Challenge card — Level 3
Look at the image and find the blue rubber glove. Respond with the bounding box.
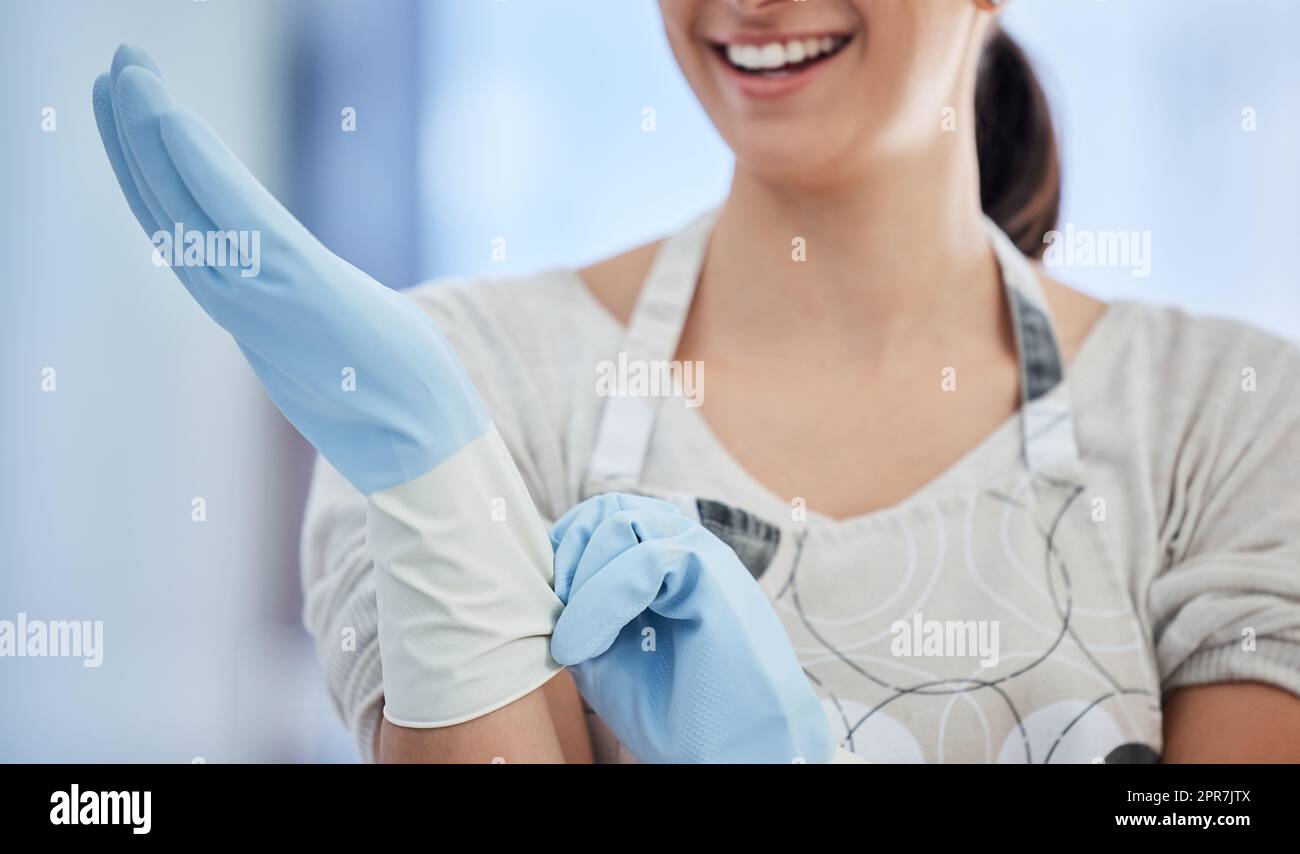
[550,494,836,764]
[92,45,562,728]
[92,46,480,492]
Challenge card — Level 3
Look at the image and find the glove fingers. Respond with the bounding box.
[109,57,176,254]
[553,501,674,604]
[110,43,164,83]
[107,67,226,316]
[550,540,684,665]
[560,510,647,604]
[92,73,163,239]
[550,493,679,550]
[158,103,312,252]
[96,64,218,316]
[550,493,682,599]
[113,67,219,236]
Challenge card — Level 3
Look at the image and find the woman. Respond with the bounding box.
[96,0,1300,764]
[309,0,1299,763]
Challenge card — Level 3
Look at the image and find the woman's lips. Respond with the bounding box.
[710,33,854,100]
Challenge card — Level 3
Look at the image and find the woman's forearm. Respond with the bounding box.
[375,670,593,764]
[1163,681,1300,762]
[378,685,563,763]
[543,670,595,763]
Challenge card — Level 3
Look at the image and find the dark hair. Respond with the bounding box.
[975,27,1060,259]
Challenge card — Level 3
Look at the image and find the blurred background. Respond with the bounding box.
[1,0,1297,762]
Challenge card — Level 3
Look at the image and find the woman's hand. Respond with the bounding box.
[549,493,838,763]
[92,45,567,740]
[92,45,484,494]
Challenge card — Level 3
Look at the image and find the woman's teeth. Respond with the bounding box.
[723,36,849,74]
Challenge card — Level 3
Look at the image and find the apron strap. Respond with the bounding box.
[585,210,717,489]
[585,210,1083,491]
[984,218,1083,480]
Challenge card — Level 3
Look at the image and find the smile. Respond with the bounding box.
[714,34,852,77]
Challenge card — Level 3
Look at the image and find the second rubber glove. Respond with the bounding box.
[550,494,838,763]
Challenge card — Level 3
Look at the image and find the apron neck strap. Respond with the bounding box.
[586,210,1082,490]
[983,218,1083,479]
[585,210,716,487]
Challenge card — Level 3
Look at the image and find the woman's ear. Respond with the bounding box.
[975,0,1007,11]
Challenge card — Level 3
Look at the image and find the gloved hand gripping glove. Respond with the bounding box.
[92,45,561,727]
[550,494,862,763]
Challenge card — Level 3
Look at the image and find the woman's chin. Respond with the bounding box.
[728,134,853,189]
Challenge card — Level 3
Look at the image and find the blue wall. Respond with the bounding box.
[1005,0,1300,335]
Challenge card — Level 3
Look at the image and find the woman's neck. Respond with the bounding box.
[702,138,1002,348]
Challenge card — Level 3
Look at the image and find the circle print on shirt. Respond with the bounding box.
[824,699,925,763]
[997,699,1127,764]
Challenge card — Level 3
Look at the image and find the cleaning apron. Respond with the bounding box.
[581,211,1164,763]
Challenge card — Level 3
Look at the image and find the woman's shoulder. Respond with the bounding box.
[1090,299,1300,373]
[401,235,667,369]
[1035,262,1299,377]
[1038,271,1110,363]
[406,229,665,320]
[406,266,600,327]
[1071,297,1300,436]
[575,239,664,326]
[403,265,625,365]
